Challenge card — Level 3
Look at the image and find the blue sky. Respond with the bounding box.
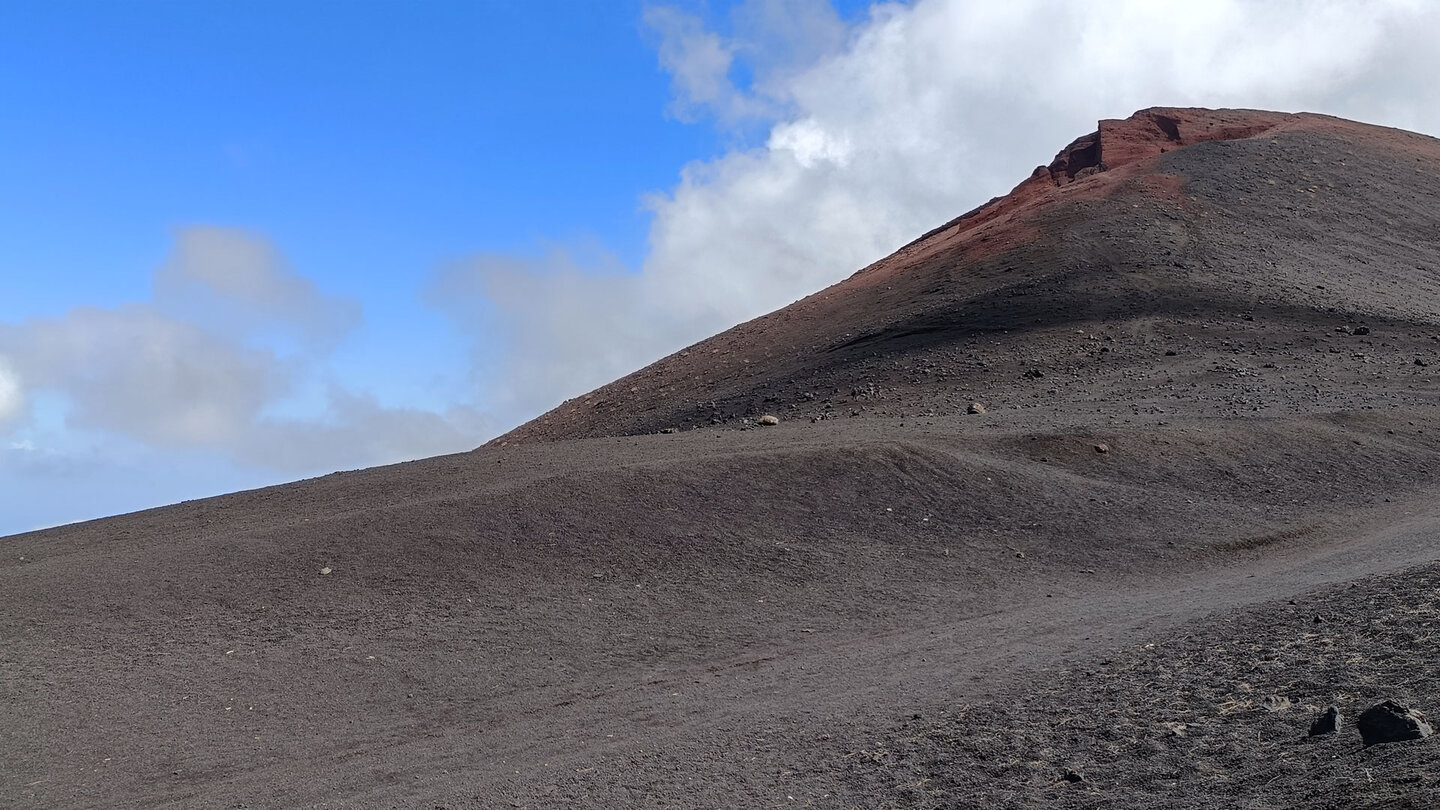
[3,0,1439,536]
[3,1,716,394]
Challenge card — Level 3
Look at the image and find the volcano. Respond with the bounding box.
[8,108,1440,808]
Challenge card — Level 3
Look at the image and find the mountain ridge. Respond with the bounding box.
[493,106,1440,445]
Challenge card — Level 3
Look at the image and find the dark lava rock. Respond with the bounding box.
[1309,705,1341,736]
[1356,700,1433,746]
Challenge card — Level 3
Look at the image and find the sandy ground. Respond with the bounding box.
[6,109,1440,808]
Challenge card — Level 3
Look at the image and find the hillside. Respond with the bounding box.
[499,108,1440,442]
[6,108,1440,809]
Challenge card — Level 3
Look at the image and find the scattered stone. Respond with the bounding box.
[660,427,678,434]
[758,415,780,426]
[1356,700,1433,746]
[967,403,986,414]
[1263,695,1293,712]
[1094,443,1110,453]
[1309,706,1341,736]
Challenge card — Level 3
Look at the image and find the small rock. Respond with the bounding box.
[758,415,780,426]
[1062,769,1084,783]
[1094,443,1110,454]
[660,427,678,434]
[1263,695,1293,712]
[1416,358,1429,367]
[1356,700,1433,746]
[1353,325,1371,335]
[319,567,332,575]
[1165,350,1178,356]
[967,403,986,415]
[1309,706,1341,736]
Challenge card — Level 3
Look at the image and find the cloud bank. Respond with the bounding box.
[440,0,1440,430]
[0,228,486,474]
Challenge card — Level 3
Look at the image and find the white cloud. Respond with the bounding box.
[1,304,283,447]
[767,119,852,168]
[645,5,759,124]
[154,225,361,350]
[428,246,651,423]
[643,0,848,127]
[445,0,1440,431]
[0,356,23,429]
[1,228,487,473]
[230,386,490,472]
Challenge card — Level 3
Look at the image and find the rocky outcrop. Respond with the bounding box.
[1032,108,1294,188]
[875,108,1300,281]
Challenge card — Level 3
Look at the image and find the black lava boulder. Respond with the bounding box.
[1356,701,1433,747]
[1309,706,1341,736]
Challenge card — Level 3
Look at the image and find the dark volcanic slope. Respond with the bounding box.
[8,109,1440,809]
[499,108,1440,443]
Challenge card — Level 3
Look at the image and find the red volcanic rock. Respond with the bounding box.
[978,108,1294,214]
[860,108,1305,287]
[1041,108,1292,187]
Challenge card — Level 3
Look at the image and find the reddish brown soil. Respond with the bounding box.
[7,109,1440,808]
